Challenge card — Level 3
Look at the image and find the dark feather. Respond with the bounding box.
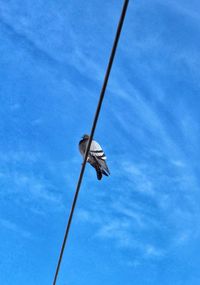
[102,169,108,176]
[96,168,102,180]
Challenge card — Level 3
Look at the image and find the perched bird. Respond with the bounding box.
[79,134,110,180]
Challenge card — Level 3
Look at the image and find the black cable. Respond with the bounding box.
[52,1,129,284]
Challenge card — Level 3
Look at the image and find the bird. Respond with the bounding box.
[79,134,110,180]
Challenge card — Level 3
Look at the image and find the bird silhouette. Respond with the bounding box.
[79,134,110,180]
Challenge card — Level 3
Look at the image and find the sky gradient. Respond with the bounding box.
[1,0,200,284]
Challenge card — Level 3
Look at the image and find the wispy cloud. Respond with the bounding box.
[155,0,200,22]
[0,151,65,211]
[0,218,32,239]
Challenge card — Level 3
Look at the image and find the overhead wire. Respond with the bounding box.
[52,1,129,284]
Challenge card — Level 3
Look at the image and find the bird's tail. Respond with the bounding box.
[102,169,108,176]
[96,168,109,180]
[96,168,102,180]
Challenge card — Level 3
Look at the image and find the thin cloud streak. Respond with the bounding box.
[0,218,32,239]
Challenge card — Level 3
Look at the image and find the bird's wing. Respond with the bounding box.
[90,140,107,160]
[96,157,110,174]
[90,140,110,175]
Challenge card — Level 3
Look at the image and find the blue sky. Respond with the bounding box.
[1,0,200,284]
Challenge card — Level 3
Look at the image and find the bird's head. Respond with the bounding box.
[82,134,90,140]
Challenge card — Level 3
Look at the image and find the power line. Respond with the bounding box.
[52,1,129,284]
